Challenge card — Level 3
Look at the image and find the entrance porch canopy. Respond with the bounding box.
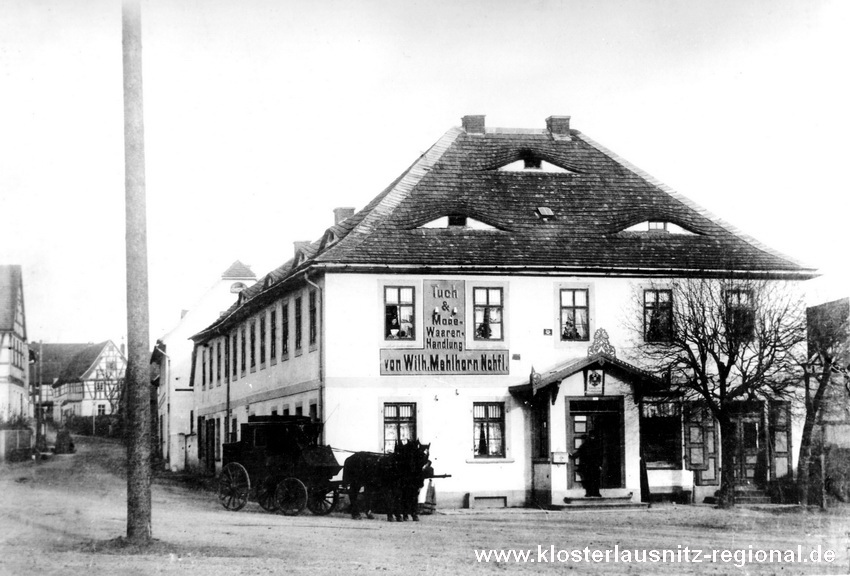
[508,352,666,402]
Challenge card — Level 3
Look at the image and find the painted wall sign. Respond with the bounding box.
[380,280,509,375]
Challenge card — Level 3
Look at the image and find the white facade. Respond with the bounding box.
[155,262,255,471]
[52,341,126,421]
[193,270,809,506]
[0,266,29,421]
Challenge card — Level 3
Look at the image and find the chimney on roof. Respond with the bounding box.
[461,115,486,135]
[546,116,571,140]
[333,207,355,225]
[294,241,311,256]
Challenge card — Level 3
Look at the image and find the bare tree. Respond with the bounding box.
[798,298,849,506]
[626,277,806,508]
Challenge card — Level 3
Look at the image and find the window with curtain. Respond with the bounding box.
[473,402,505,457]
[474,288,503,340]
[385,286,415,340]
[384,403,416,453]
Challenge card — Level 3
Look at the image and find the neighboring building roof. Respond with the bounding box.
[0,265,23,331]
[194,116,817,341]
[30,343,92,384]
[222,261,256,280]
[53,341,118,386]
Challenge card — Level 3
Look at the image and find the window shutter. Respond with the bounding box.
[684,403,719,485]
[684,403,709,471]
[769,401,792,479]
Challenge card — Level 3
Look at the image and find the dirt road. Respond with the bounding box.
[1,436,849,575]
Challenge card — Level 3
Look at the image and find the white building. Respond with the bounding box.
[190,116,815,506]
[52,340,126,421]
[0,265,29,421]
[151,261,255,471]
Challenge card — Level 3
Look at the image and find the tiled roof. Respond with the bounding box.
[221,261,256,280]
[193,120,816,341]
[314,128,815,273]
[0,265,23,331]
[31,343,92,384]
[54,341,110,386]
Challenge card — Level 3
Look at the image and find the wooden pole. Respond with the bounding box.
[122,0,152,544]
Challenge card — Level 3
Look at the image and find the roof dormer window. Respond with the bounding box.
[419,214,497,230]
[623,220,697,235]
[496,150,574,173]
[448,214,468,227]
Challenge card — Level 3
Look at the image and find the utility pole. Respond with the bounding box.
[123,0,152,544]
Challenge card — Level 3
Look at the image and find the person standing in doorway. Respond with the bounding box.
[571,430,603,497]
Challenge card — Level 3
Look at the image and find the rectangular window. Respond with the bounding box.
[260,315,266,365]
[560,289,589,341]
[215,418,221,461]
[216,341,221,383]
[240,326,247,372]
[190,411,194,434]
[309,290,317,346]
[644,289,673,343]
[209,347,214,386]
[97,404,106,416]
[231,333,238,377]
[250,321,256,368]
[224,337,230,382]
[384,403,416,453]
[282,303,289,356]
[726,288,755,341]
[201,349,207,388]
[473,402,505,458]
[295,296,303,351]
[474,288,503,340]
[384,286,415,340]
[640,401,682,468]
[270,309,277,360]
[309,402,317,421]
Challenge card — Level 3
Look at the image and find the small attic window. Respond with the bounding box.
[524,157,541,169]
[419,215,497,230]
[497,151,573,173]
[536,206,556,221]
[448,214,467,227]
[230,282,247,293]
[623,220,697,235]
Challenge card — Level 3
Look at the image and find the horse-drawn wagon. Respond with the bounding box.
[216,415,342,515]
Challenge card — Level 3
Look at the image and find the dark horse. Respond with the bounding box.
[343,440,431,521]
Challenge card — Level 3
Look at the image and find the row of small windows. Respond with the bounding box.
[200,289,318,389]
[384,286,754,345]
[8,337,26,369]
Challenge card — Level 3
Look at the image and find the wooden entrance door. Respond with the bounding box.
[567,398,624,490]
[732,411,765,485]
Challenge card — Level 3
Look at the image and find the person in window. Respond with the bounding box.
[571,431,603,497]
[562,319,580,340]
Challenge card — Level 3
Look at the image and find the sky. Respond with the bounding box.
[1,0,848,346]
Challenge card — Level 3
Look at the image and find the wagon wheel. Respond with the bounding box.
[275,477,308,516]
[307,486,339,515]
[218,462,250,511]
[256,477,279,512]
